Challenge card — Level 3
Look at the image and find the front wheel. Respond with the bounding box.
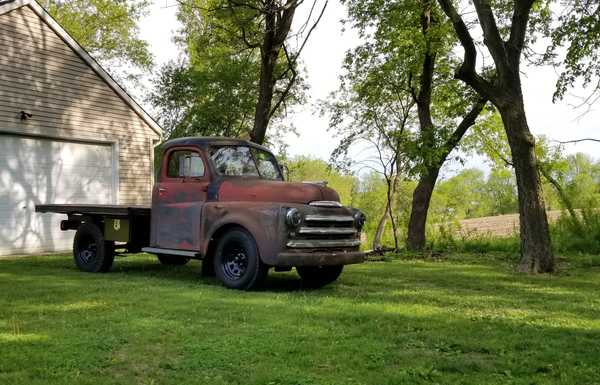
[297,265,344,288]
[214,229,268,290]
[157,254,190,266]
[73,222,115,273]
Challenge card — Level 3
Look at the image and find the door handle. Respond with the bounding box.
[158,188,167,192]
[158,187,168,197]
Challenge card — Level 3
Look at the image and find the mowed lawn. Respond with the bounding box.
[1,253,600,385]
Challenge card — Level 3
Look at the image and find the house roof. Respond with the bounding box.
[0,0,162,139]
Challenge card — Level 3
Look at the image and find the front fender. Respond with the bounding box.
[200,202,285,265]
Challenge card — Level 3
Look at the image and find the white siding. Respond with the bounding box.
[0,135,115,255]
[0,6,160,207]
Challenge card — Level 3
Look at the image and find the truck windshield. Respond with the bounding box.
[210,146,283,180]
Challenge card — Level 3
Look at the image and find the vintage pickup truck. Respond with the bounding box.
[36,137,366,290]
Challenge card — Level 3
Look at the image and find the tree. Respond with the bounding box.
[339,0,487,251]
[286,157,358,207]
[212,0,328,144]
[485,168,518,216]
[545,0,600,105]
[430,169,490,222]
[149,0,267,139]
[153,0,325,143]
[436,0,555,273]
[468,109,589,238]
[324,33,417,250]
[45,0,153,81]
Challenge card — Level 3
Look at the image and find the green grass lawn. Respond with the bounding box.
[2,252,600,385]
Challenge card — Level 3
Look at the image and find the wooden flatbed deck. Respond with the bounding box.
[35,204,151,218]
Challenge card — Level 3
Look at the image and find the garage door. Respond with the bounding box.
[0,134,116,255]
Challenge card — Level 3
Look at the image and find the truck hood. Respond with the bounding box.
[217,179,340,204]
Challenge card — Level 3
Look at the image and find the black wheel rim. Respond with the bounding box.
[221,243,249,281]
[77,234,97,264]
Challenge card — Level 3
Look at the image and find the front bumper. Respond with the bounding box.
[275,250,365,267]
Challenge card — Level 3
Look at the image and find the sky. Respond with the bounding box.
[138,0,599,174]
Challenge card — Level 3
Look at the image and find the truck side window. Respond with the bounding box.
[167,151,205,178]
[251,149,281,180]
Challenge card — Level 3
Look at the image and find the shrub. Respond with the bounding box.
[551,208,600,254]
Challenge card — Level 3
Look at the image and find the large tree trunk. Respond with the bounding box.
[406,167,440,250]
[498,103,554,273]
[251,49,278,145]
[248,0,297,145]
[406,98,486,251]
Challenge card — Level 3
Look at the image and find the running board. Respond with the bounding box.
[142,247,201,258]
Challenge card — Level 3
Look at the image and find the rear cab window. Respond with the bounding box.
[167,150,205,178]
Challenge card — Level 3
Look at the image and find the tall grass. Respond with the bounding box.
[551,208,600,254]
[427,208,600,256]
[427,221,520,254]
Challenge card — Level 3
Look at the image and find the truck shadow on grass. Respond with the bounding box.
[112,255,309,292]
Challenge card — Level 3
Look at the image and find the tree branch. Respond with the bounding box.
[437,98,487,166]
[552,138,600,144]
[269,44,297,119]
[226,0,262,48]
[274,0,299,45]
[436,0,494,99]
[472,0,507,69]
[288,0,328,64]
[507,0,535,65]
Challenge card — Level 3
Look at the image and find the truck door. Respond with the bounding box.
[151,147,209,250]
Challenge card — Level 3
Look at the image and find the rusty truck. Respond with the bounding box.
[36,137,366,290]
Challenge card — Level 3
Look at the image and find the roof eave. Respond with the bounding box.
[0,0,163,139]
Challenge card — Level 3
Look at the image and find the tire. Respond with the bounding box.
[214,228,268,290]
[157,254,190,266]
[297,265,344,288]
[73,222,115,273]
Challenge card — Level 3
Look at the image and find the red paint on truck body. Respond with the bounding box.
[147,137,364,267]
[217,179,340,204]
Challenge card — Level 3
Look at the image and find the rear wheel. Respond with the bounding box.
[73,222,115,273]
[157,254,190,266]
[214,229,268,290]
[297,265,344,288]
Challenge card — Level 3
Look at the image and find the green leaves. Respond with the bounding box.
[544,0,600,102]
[150,0,306,141]
[47,0,153,71]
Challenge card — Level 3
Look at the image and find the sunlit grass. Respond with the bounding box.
[1,252,600,384]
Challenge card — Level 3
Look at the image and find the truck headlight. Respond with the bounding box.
[286,208,302,228]
[354,211,366,230]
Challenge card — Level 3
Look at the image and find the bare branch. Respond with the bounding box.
[288,0,328,65]
[268,44,297,119]
[552,138,600,144]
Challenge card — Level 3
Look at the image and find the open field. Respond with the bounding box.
[456,211,564,237]
[2,253,600,384]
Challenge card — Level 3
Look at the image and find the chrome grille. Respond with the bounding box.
[287,213,358,248]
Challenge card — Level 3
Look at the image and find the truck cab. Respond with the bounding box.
[36,137,366,290]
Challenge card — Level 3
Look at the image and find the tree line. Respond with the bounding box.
[46,0,600,273]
